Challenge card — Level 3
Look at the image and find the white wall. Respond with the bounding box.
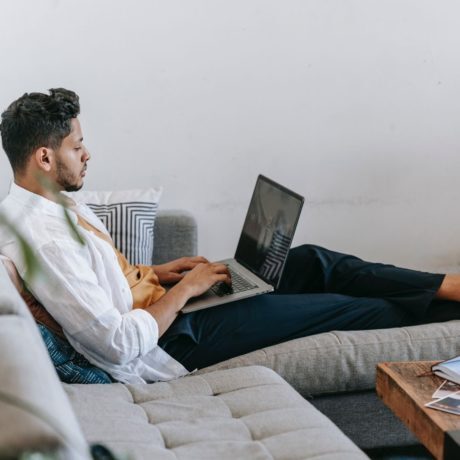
[1,0,460,271]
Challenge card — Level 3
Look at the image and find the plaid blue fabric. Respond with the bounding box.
[37,324,112,384]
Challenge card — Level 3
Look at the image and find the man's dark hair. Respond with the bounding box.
[0,88,80,174]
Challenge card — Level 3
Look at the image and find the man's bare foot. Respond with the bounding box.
[436,274,460,302]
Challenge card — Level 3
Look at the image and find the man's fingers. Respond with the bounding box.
[192,256,209,263]
[185,256,209,265]
[210,265,231,285]
[211,263,229,272]
[180,257,210,271]
[213,273,232,285]
[212,264,231,280]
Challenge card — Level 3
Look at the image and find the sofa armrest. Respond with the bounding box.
[0,264,90,459]
[152,210,198,264]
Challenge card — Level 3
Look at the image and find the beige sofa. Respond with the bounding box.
[0,258,367,459]
[2,209,460,458]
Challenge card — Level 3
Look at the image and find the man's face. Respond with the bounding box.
[53,118,90,192]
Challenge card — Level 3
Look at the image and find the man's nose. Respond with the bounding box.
[83,148,91,162]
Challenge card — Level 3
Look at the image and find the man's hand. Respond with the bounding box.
[179,262,231,298]
[153,256,210,285]
[145,261,231,336]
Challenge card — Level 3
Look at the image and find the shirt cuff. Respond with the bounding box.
[128,308,159,356]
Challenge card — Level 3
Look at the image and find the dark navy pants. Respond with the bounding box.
[159,245,456,371]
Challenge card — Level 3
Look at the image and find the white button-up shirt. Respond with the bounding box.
[0,183,188,383]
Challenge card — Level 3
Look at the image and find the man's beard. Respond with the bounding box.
[56,161,84,192]
[63,183,84,192]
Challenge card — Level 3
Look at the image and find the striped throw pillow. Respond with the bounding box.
[71,188,162,265]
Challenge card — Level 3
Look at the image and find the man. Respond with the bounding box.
[0,88,459,384]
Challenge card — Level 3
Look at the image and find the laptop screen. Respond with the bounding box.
[235,175,304,288]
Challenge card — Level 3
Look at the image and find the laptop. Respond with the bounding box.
[182,175,304,313]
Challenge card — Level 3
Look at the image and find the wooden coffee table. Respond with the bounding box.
[376,361,460,460]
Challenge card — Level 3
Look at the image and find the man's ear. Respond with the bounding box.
[34,147,54,172]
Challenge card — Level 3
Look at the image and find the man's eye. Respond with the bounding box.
[75,147,81,151]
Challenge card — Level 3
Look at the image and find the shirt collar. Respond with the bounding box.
[8,182,78,224]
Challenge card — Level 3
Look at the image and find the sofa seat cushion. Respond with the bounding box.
[64,365,367,460]
[197,320,460,396]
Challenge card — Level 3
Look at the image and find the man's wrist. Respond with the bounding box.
[168,282,194,308]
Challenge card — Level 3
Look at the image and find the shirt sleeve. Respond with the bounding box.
[28,239,159,366]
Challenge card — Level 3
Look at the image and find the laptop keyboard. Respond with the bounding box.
[210,266,258,297]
